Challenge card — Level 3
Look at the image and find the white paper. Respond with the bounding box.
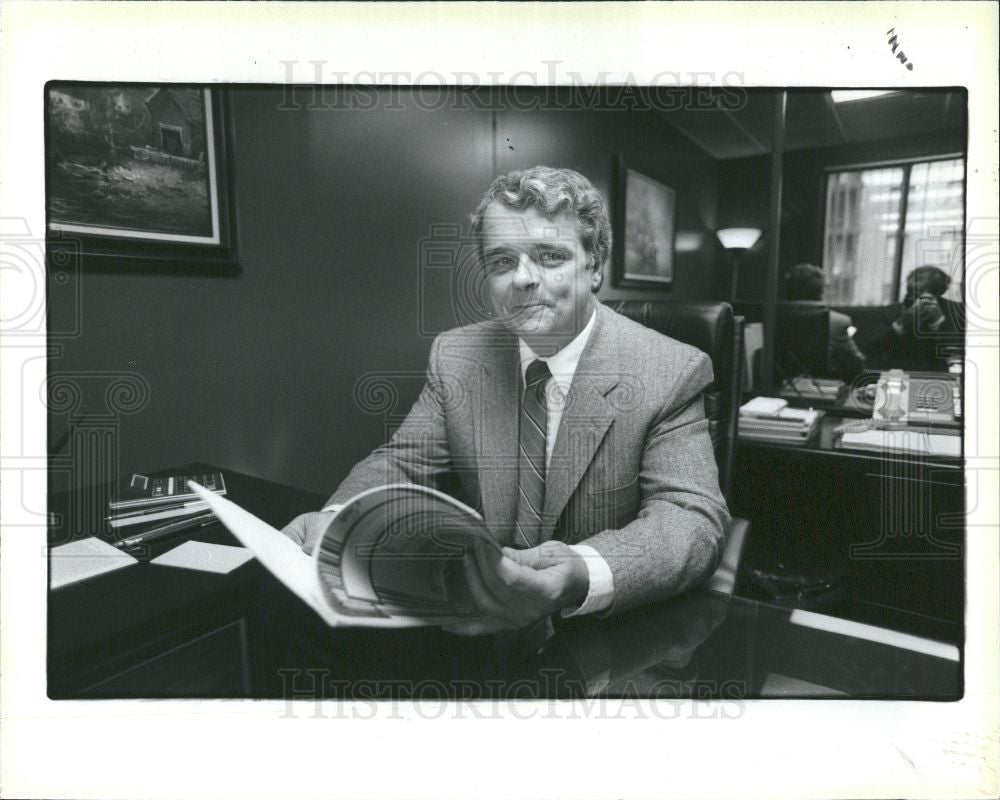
[186,482,338,624]
[49,537,138,589]
[841,429,961,458]
[150,540,254,574]
[739,396,788,416]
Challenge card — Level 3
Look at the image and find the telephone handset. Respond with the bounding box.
[872,369,960,427]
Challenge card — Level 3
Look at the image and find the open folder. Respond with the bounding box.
[188,481,495,628]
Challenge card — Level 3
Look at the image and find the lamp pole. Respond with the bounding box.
[760,91,787,396]
[729,249,743,303]
[717,229,762,304]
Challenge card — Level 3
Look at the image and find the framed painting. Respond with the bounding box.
[612,155,676,289]
[45,83,238,274]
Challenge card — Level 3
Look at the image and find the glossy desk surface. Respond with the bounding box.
[738,414,963,469]
[48,465,962,700]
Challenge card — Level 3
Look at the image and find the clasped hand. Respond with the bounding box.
[443,539,590,636]
[896,292,945,333]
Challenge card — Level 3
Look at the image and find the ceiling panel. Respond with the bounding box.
[659,89,965,160]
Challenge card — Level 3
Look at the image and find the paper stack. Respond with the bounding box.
[104,470,226,549]
[839,428,961,458]
[739,397,823,445]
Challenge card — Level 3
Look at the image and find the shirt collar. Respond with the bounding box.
[518,308,597,384]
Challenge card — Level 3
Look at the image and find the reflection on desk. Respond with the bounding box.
[733,412,964,642]
[837,426,961,458]
[538,591,959,700]
[48,465,962,700]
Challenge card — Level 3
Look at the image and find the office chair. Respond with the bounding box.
[776,302,832,381]
[602,300,749,595]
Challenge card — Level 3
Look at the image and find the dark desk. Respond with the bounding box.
[733,415,964,643]
[48,465,962,700]
[47,465,324,697]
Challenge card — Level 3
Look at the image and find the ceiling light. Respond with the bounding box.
[830,90,897,104]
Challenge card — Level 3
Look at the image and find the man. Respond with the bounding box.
[283,166,729,635]
[865,265,965,371]
[783,262,866,381]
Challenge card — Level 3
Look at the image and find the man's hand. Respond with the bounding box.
[895,292,945,335]
[894,301,917,334]
[281,510,339,555]
[443,540,590,636]
[914,292,945,331]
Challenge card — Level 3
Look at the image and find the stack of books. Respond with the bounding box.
[106,471,226,550]
[738,397,823,445]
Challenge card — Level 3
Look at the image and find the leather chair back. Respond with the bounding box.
[602,300,744,501]
[776,302,831,379]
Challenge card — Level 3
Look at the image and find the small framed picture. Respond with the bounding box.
[45,83,238,273]
[612,155,676,289]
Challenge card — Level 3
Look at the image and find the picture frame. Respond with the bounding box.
[612,155,676,289]
[45,83,238,275]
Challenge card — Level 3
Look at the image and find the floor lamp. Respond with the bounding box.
[717,227,763,302]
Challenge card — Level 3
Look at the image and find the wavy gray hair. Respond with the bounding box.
[470,166,612,292]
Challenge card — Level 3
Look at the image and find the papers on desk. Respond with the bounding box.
[50,537,138,589]
[839,428,961,458]
[150,540,254,574]
[739,396,788,417]
[739,398,822,445]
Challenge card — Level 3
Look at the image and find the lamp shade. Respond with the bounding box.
[717,227,762,251]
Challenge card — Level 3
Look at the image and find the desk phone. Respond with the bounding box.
[872,370,961,428]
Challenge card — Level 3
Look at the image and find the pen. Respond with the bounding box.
[113,512,217,549]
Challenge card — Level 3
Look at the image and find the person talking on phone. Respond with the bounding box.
[865,265,965,372]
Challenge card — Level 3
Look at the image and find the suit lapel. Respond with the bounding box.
[542,306,620,539]
[475,328,521,543]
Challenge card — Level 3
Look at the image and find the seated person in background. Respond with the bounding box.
[282,165,730,635]
[865,265,965,372]
[784,262,866,381]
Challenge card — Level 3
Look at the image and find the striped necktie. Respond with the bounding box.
[514,359,551,548]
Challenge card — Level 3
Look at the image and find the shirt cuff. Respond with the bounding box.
[561,544,615,617]
[320,504,343,514]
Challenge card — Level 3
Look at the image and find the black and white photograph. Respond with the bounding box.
[41,82,971,702]
[1,4,997,800]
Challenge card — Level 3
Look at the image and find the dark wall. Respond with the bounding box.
[719,129,967,303]
[49,87,723,497]
[496,91,722,303]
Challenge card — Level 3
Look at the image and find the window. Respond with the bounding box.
[822,157,964,306]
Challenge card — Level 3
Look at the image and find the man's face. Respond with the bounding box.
[903,272,938,306]
[480,203,598,354]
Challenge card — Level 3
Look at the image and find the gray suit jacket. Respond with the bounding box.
[328,303,730,614]
[828,309,866,379]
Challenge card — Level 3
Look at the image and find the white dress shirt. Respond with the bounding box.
[323,307,616,617]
